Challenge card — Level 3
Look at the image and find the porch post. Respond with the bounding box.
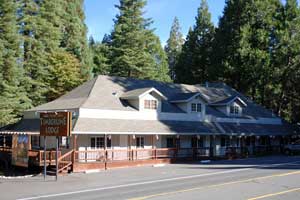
[72,135,77,164]
[209,135,214,158]
[3,135,6,147]
[104,134,107,170]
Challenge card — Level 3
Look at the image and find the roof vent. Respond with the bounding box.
[112,92,118,97]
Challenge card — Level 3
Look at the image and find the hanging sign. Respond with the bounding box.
[40,112,72,137]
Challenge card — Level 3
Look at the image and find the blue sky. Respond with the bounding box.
[84,0,225,45]
[84,0,300,45]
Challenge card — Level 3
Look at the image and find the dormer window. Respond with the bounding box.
[191,103,201,112]
[144,100,157,110]
[230,105,239,115]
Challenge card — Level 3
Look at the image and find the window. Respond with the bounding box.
[230,105,239,115]
[91,137,111,149]
[221,136,230,147]
[136,136,144,148]
[167,138,174,148]
[31,136,40,149]
[191,103,201,112]
[144,100,157,110]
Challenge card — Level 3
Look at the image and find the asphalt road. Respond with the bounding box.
[1,156,300,200]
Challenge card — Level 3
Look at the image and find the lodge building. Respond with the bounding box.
[0,75,298,172]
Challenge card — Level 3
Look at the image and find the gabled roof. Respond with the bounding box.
[120,87,166,100]
[210,96,247,107]
[169,92,200,103]
[24,75,276,118]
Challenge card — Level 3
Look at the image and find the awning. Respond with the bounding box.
[0,119,40,135]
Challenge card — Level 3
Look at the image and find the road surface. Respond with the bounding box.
[1,156,300,200]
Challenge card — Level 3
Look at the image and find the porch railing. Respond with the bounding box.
[28,150,62,166]
[74,148,212,163]
[0,146,12,152]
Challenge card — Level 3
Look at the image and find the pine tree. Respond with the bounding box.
[61,0,92,80]
[237,0,280,104]
[175,0,215,84]
[90,35,112,76]
[110,0,170,82]
[165,17,184,81]
[175,28,195,83]
[213,0,249,90]
[19,0,64,106]
[0,0,31,125]
[272,0,300,122]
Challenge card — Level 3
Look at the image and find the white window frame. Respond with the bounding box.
[230,105,240,115]
[90,137,112,149]
[136,136,145,148]
[191,103,201,112]
[144,100,157,110]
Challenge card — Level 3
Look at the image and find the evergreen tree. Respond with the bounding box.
[271,0,300,122]
[175,28,195,83]
[0,0,31,125]
[213,0,249,90]
[90,35,112,76]
[175,0,215,84]
[61,0,92,80]
[110,0,170,82]
[237,0,280,104]
[165,17,184,81]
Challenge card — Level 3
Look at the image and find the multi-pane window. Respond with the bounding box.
[230,105,239,115]
[91,137,111,149]
[144,100,157,110]
[191,103,201,112]
[136,136,144,148]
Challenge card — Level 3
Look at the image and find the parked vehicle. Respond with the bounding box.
[284,140,300,155]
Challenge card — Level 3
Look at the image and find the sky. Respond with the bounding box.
[84,0,225,45]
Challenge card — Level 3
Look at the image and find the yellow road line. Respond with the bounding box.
[128,171,300,200]
[247,187,300,200]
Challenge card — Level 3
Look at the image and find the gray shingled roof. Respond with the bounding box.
[26,75,276,118]
[0,119,40,135]
[168,92,199,102]
[28,77,97,111]
[120,87,153,99]
[219,122,296,136]
[73,118,221,135]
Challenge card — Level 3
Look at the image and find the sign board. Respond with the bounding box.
[12,135,29,167]
[40,112,72,137]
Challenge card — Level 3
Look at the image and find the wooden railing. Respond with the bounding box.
[74,148,211,163]
[28,150,62,166]
[0,146,12,152]
[58,150,73,173]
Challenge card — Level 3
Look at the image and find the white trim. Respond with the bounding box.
[72,131,219,135]
[139,88,166,100]
[79,108,282,124]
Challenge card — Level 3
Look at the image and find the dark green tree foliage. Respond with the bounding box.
[165,17,184,81]
[271,0,300,122]
[238,0,280,104]
[20,0,64,106]
[89,36,112,76]
[0,0,31,125]
[61,0,93,80]
[175,0,215,84]
[110,0,170,82]
[213,0,249,89]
